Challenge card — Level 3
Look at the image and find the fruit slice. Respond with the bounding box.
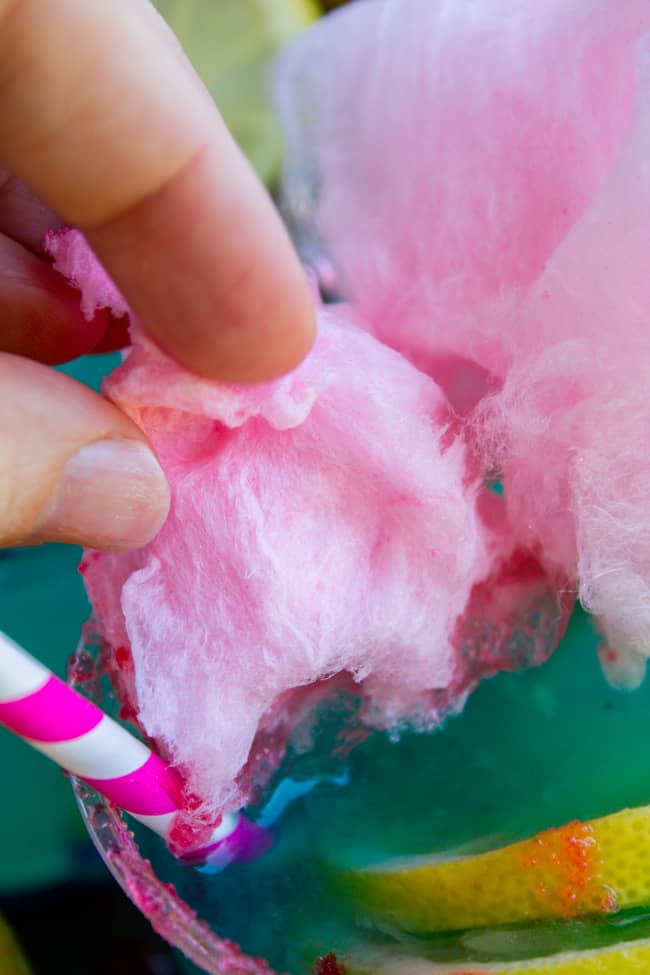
[343,938,650,975]
[153,0,319,182]
[0,915,30,975]
[344,806,650,933]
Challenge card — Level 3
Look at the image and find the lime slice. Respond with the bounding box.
[344,807,650,933]
[344,938,650,975]
[0,915,30,975]
[153,0,319,183]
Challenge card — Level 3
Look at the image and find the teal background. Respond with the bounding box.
[0,354,118,894]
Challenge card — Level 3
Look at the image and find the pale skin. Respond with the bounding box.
[0,0,316,551]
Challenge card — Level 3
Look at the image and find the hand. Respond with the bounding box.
[0,0,315,552]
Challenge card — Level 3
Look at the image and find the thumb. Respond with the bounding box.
[0,353,170,550]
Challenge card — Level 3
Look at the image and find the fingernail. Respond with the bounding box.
[35,439,170,550]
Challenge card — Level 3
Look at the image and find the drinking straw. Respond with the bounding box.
[0,630,270,867]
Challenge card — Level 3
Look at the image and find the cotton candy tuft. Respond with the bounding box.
[49,0,650,819]
[277,0,650,686]
[59,244,496,815]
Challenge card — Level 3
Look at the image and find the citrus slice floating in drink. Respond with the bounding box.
[344,806,650,933]
[342,938,650,975]
[153,0,319,182]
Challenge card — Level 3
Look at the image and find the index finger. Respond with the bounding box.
[0,0,315,381]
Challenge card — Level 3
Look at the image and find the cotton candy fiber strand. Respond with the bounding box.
[49,0,650,826]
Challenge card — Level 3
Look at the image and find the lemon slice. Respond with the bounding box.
[344,938,650,975]
[0,915,30,975]
[344,807,650,933]
[153,0,318,183]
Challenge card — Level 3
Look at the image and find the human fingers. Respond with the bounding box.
[0,0,315,382]
[0,353,170,549]
[0,170,64,252]
[0,232,111,364]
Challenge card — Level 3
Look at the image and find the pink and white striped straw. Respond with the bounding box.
[0,630,270,868]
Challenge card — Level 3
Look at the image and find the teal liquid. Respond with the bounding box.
[136,608,650,973]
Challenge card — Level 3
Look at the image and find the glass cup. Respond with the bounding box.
[69,641,276,975]
[70,609,650,975]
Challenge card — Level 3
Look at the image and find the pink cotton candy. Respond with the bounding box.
[476,45,650,686]
[45,229,129,320]
[276,0,648,378]
[65,265,491,815]
[51,0,650,819]
[278,0,650,686]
